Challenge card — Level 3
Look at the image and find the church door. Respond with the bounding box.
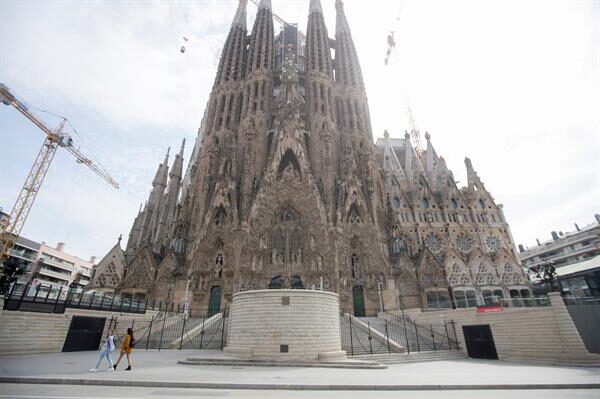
[353,286,365,317]
[208,286,222,317]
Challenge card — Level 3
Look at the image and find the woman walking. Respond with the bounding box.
[113,327,134,371]
[90,329,115,372]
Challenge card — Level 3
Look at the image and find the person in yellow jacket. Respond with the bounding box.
[113,327,134,371]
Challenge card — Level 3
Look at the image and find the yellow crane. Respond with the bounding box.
[0,83,119,264]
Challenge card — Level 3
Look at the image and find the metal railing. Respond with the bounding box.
[2,282,147,314]
[340,309,459,356]
[107,308,228,351]
[563,295,600,306]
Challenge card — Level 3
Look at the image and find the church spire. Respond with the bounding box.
[232,0,247,29]
[258,0,271,9]
[214,0,247,85]
[246,0,274,75]
[309,0,323,14]
[335,0,364,88]
[306,0,332,76]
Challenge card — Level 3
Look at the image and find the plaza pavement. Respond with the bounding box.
[0,349,599,394]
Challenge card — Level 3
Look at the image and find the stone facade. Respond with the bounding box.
[113,0,528,314]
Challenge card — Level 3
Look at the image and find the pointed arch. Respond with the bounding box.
[277,149,302,179]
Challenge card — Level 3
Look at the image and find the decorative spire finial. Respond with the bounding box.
[232,0,248,29]
[258,0,271,9]
[309,0,323,14]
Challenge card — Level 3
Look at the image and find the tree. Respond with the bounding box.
[0,257,27,295]
[528,261,559,294]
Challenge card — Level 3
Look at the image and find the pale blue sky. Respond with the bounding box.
[1,0,598,260]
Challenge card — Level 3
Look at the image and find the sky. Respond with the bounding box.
[0,0,598,261]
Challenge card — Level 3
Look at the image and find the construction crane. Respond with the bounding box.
[0,83,119,264]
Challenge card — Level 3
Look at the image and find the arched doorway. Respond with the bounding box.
[268,276,284,289]
[208,286,222,317]
[291,275,304,289]
[353,285,365,317]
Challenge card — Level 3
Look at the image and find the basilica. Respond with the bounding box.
[87,0,530,315]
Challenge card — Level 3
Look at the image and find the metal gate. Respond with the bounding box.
[62,316,106,352]
[462,324,498,359]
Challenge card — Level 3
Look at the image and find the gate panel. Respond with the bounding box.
[462,324,498,359]
[62,316,106,352]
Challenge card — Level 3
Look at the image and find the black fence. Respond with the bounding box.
[340,309,459,356]
[3,283,146,314]
[106,309,228,351]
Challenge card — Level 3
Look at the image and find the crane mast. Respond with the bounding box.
[0,83,118,265]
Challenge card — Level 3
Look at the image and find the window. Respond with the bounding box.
[426,290,451,309]
[450,199,458,209]
[422,198,430,209]
[393,196,401,208]
[509,289,523,307]
[453,289,478,308]
[466,290,478,307]
[454,290,466,308]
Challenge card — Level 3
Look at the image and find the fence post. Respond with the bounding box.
[220,314,226,350]
[179,315,187,351]
[53,287,63,313]
[33,284,41,302]
[348,315,354,357]
[99,293,106,310]
[16,282,30,311]
[385,320,391,354]
[199,316,206,349]
[76,289,84,307]
[401,315,410,354]
[430,323,436,351]
[414,323,420,352]
[109,294,116,312]
[444,321,452,350]
[158,313,167,351]
[450,320,459,349]
[88,291,95,309]
[42,286,52,303]
[146,316,154,350]
[367,321,373,355]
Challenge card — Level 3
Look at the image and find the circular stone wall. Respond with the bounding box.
[224,289,345,361]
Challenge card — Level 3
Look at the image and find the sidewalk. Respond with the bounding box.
[1,350,599,390]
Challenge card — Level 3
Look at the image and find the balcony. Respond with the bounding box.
[10,249,37,262]
[32,276,68,289]
[37,267,72,282]
[39,256,74,272]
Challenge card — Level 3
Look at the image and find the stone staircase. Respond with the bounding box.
[353,350,467,364]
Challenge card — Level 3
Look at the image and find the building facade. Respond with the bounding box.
[4,236,95,291]
[115,0,529,314]
[519,215,600,297]
[519,215,600,270]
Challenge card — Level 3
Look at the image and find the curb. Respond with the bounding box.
[1,377,600,391]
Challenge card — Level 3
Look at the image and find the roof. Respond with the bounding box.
[15,236,41,251]
[557,254,600,277]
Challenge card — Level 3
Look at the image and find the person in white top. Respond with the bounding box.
[90,329,115,372]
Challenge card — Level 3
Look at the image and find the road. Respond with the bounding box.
[0,384,599,399]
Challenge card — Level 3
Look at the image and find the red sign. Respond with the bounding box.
[476,304,503,313]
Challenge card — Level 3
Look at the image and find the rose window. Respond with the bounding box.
[424,233,442,253]
[485,235,501,253]
[456,233,473,253]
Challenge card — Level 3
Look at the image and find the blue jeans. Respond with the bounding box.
[95,349,113,369]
